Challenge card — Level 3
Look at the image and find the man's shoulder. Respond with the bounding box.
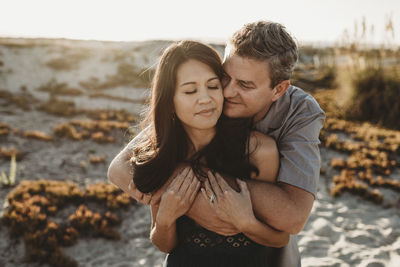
[255,85,325,135]
[286,86,324,115]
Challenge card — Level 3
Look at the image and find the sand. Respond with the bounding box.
[0,38,399,267]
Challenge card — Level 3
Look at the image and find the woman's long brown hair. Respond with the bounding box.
[132,41,257,193]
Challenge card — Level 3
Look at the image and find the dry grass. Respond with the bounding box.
[23,130,53,141]
[36,94,138,122]
[0,146,21,160]
[45,47,91,71]
[293,45,337,90]
[89,154,106,164]
[88,92,146,103]
[2,180,134,266]
[53,119,129,143]
[37,80,83,96]
[0,122,10,136]
[39,96,79,116]
[79,64,154,90]
[0,90,38,110]
[330,16,400,129]
[0,38,48,49]
[292,65,337,90]
[314,88,400,206]
[344,66,400,129]
[86,109,137,122]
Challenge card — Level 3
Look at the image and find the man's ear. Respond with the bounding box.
[272,80,290,102]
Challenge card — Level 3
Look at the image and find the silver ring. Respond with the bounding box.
[210,193,216,203]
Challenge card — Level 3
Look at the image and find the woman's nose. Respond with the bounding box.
[198,88,212,104]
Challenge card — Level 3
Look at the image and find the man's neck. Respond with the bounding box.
[253,103,272,124]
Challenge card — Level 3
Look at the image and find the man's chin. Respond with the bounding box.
[223,108,244,118]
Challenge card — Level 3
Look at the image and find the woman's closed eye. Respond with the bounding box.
[208,85,220,90]
[185,90,197,95]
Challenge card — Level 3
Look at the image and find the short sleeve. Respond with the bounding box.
[276,98,325,197]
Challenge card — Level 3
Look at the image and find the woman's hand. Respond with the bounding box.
[156,167,201,227]
[201,171,256,231]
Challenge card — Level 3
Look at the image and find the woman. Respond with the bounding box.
[130,40,288,266]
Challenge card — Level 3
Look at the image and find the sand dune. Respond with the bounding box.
[0,38,399,267]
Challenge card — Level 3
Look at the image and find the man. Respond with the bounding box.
[108,21,325,266]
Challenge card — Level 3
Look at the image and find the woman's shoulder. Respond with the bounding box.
[248,131,279,182]
[249,131,277,155]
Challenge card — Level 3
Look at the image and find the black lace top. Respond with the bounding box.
[177,216,261,253]
[162,216,271,267]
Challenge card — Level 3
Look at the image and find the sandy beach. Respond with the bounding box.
[0,38,399,267]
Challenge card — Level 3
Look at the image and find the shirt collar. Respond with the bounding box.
[255,85,293,132]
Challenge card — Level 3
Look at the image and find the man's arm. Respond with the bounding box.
[188,100,325,235]
[110,100,324,235]
[107,133,159,204]
[247,181,314,234]
[187,179,313,235]
[108,133,165,204]
[107,137,135,196]
[109,137,311,235]
[108,132,240,235]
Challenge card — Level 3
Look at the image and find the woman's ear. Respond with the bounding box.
[271,80,290,102]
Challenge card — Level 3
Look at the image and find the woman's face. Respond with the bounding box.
[173,59,223,133]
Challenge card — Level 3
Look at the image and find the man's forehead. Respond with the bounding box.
[222,53,272,86]
[223,53,263,70]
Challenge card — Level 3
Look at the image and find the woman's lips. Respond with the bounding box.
[196,108,215,116]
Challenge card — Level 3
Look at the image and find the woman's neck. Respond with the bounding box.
[184,127,216,154]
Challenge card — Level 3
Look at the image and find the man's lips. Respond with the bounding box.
[225,99,241,105]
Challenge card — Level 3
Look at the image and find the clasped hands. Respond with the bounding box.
[128,167,255,235]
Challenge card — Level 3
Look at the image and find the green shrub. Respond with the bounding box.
[345,66,400,129]
[292,65,337,90]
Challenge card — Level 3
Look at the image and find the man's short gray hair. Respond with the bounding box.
[227,20,298,87]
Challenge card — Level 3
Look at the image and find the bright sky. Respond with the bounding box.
[0,0,399,45]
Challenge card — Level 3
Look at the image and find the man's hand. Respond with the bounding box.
[127,179,159,205]
[127,177,172,206]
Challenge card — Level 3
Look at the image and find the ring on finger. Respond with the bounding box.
[210,193,216,203]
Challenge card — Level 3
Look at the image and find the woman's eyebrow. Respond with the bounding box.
[180,81,196,86]
[180,76,219,86]
[207,77,219,82]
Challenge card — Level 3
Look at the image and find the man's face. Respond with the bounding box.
[222,52,277,122]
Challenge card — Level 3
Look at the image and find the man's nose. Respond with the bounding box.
[223,82,237,98]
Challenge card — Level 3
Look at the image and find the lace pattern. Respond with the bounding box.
[177,216,262,254]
